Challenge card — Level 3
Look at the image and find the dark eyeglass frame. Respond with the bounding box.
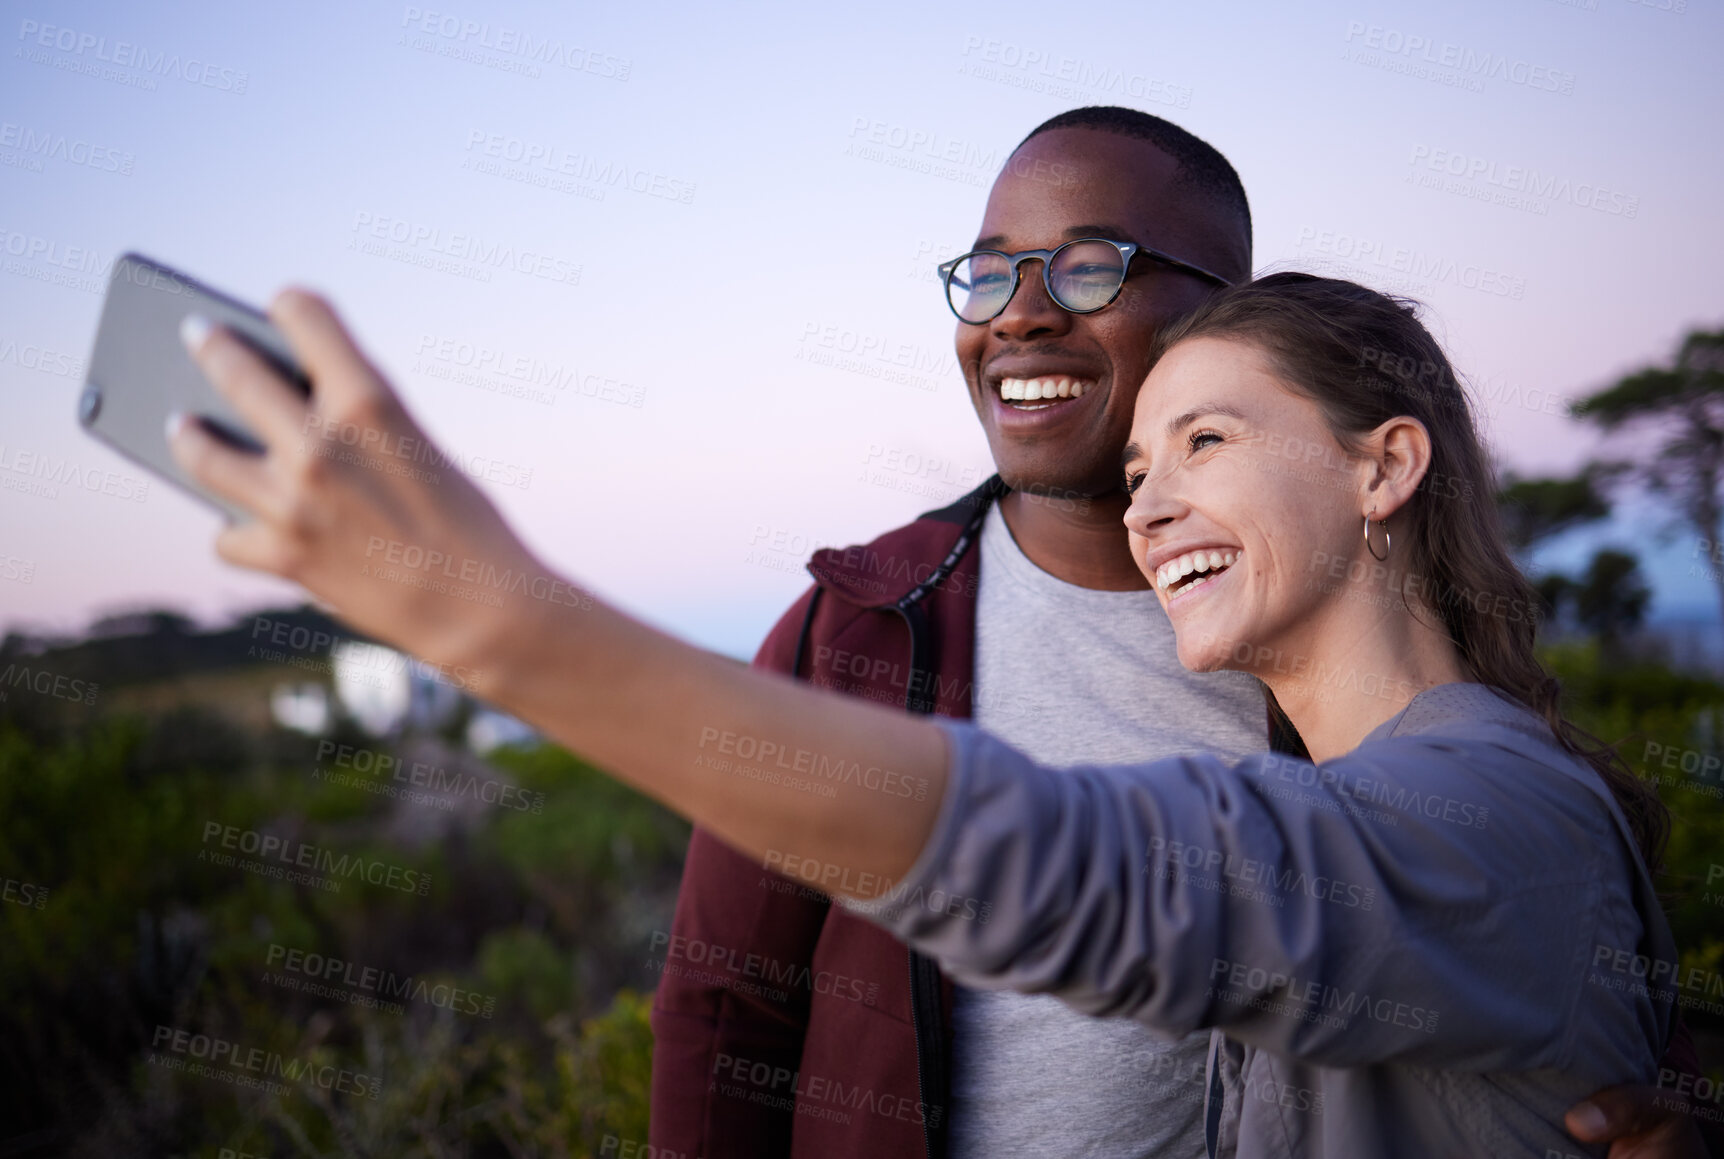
[937,237,1233,325]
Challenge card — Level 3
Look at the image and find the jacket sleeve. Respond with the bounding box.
[854,718,1661,1074]
[649,586,833,1158]
[1656,1014,1724,1156]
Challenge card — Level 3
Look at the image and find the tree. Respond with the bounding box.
[1573,548,1651,657]
[1572,327,1724,625]
[1494,471,1609,635]
[1492,477,1649,653]
[1532,572,1579,632]
[1496,469,1611,554]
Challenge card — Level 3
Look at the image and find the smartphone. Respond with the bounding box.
[78,252,310,522]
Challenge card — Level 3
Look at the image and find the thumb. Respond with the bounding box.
[1566,1084,1686,1142]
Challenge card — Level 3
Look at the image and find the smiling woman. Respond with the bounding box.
[1125,272,1666,847]
[165,275,1689,1157]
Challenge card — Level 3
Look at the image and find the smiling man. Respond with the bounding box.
[647,106,1712,1159]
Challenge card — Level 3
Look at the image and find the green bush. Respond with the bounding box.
[0,705,682,1156]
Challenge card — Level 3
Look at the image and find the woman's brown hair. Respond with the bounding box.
[1150,271,1668,868]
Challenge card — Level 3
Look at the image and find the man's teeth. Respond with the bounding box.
[998,376,1091,402]
[1156,550,1239,597]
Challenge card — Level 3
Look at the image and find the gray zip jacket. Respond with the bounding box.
[848,682,1679,1157]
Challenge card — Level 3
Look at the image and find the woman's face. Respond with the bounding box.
[1122,336,1369,674]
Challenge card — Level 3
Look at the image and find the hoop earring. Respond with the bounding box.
[1364,508,1391,562]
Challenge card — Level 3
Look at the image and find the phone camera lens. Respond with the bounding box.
[78,384,102,425]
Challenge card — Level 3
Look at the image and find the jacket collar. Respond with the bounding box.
[807,475,1006,609]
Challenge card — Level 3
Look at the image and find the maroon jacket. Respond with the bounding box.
[650,479,999,1159]
[648,476,1716,1159]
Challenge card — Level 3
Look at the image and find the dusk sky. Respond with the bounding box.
[2,0,1720,658]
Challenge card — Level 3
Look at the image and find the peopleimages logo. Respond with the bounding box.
[0,661,97,705]
[957,36,1193,108]
[0,229,110,274]
[0,120,134,173]
[149,1024,381,1098]
[695,727,929,801]
[1341,22,1576,95]
[712,1051,943,1129]
[648,930,881,1007]
[1406,145,1639,218]
[1,876,49,909]
[0,442,147,498]
[314,740,544,813]
[199,821,432,896]
[265,942,497,1018]
[17,19,250,93]
[1145,835,1377,911]
[348,210,582,287]
[361,536,592,610]
[462,131,695,203]
[1293,227,1527,300]
[1207,958,1440,1034]
[412,334,646,409]
[399,6,632,79]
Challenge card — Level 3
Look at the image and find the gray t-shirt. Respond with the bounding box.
[948,502,1270,1159]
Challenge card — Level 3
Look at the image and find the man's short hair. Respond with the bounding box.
[1019,106,1252,254]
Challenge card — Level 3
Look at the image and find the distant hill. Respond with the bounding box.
[0,606,360,687]
[0,605,382,730]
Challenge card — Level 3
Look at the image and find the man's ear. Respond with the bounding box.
[1358,416,1433,520]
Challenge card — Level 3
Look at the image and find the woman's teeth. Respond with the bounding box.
[998,376,1091,405]
[1156,549,1239,598]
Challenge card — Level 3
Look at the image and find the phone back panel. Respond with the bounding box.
[79,252,307,522]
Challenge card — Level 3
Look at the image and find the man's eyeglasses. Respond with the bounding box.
[937,237,1232,325]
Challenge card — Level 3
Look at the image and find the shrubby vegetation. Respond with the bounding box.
[0,670,685,1157]
[1544,638,1724,1039]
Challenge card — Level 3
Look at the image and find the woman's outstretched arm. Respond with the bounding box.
[167,289,949,893]
[874,717,1670,1074]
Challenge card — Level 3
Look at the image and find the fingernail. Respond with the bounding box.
[165,411,186,442]
[179,313,212,354]
[1571,1100,1607,1136]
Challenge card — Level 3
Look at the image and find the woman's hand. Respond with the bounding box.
[166,288,552,693]
[1568,1086,1715,1159]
